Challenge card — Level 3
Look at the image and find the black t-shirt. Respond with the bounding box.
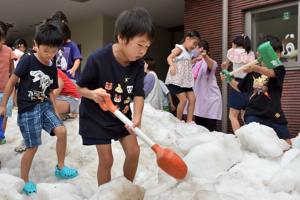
[14,54,58,113]
[237,65,287,124]
[76,44,145,139]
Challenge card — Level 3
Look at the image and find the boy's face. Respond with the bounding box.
[119,33,151,62]
[35,41,58,65]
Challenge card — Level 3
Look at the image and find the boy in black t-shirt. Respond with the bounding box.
[76,7,155,186]
[0,22,78,195]
[220,35,291,146]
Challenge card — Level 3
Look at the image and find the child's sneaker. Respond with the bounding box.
[1,139,6,145]
[188,121,196,124]
[14,140,26,153]
[55,165,78,179]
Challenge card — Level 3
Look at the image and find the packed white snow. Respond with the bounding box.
[0,103,299,200]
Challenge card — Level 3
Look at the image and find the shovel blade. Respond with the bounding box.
[151,144,188,180]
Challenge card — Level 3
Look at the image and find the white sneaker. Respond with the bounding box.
[14,140,26,153]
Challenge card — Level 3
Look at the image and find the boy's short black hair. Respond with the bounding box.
[257,35,283,53]
[114,7,155,44]
[35,22,63,47]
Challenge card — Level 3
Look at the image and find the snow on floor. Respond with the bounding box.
[0,103,299,200]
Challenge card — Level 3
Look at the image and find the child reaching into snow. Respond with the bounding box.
[220,35,292,146]
[221,35,255,133]
[165,30,201,124]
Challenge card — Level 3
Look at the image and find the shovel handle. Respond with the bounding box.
[229,59,259,76]
[99,96,155,147]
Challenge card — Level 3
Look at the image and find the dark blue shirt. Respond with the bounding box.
[55,41,82,80]
[238,65,287,124]
[14,54,58,113]
[76,44,145,139]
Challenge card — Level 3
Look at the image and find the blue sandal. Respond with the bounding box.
[55,165,78,179]
[23,181,37,195]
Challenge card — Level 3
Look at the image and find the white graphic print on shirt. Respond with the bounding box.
[28,70,53,101]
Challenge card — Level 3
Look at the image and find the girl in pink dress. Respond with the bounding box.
[221,35,255,133]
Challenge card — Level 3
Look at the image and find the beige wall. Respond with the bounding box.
[69,16,104,67]
[21,15,172,80]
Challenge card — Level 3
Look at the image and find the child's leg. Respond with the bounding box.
[55,100,70,114]
[284,138,292,146]
[119,134,140,182]
[1,116,8,133]
[185,91,196,123]
[175,92,187,120]
[52,125,67,170]
[229,107,240,133]
[241,109,245,124]
[21,147,38,183]
[95,144,113,186]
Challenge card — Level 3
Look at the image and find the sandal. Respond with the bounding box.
[55,165,78,179]
[59,113,70,121]
[23,181,37,195]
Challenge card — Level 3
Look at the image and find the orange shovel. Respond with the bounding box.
[100,96,188,180]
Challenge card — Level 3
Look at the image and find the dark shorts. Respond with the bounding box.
[82,136,119,145]
[227,78,247,110]
[245,116,290,139]
[168,84,193,95]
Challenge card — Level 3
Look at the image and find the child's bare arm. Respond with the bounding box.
[67,58,80,78]
[220,72,240,92]
[243,65,276,78]
[49,91,59,116]
[167,47,182,76]
[76,85,108,104]
[221,58,230,70]
[53,77,64,98]
[9,60,14,76]
[125,96,144,135]
[0,74,19,116]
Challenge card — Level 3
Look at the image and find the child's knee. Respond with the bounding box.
[100,154,114,168]
[26,146,39,154]
[53,126,67,138]
[179,97,187,105]
[126,146,140,160]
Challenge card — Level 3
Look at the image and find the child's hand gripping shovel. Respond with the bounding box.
[222,41,282,82]
[100,96,188,180]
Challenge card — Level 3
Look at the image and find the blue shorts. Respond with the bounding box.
[227,78,247,110]
[245,116,290,139]
[17,101,64,148]
[0,92,13,117]
[168,84,193,95]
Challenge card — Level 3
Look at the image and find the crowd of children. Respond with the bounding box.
[0,5,292,196]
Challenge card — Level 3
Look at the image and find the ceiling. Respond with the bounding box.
[2,0,184,43]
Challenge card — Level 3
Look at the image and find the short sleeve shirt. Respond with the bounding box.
[57,69,81,98]
[14,54,58,113]
[55,41,82,80]
[76,44,145,139]
[0,45,17,92]
[237,66,287,124]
